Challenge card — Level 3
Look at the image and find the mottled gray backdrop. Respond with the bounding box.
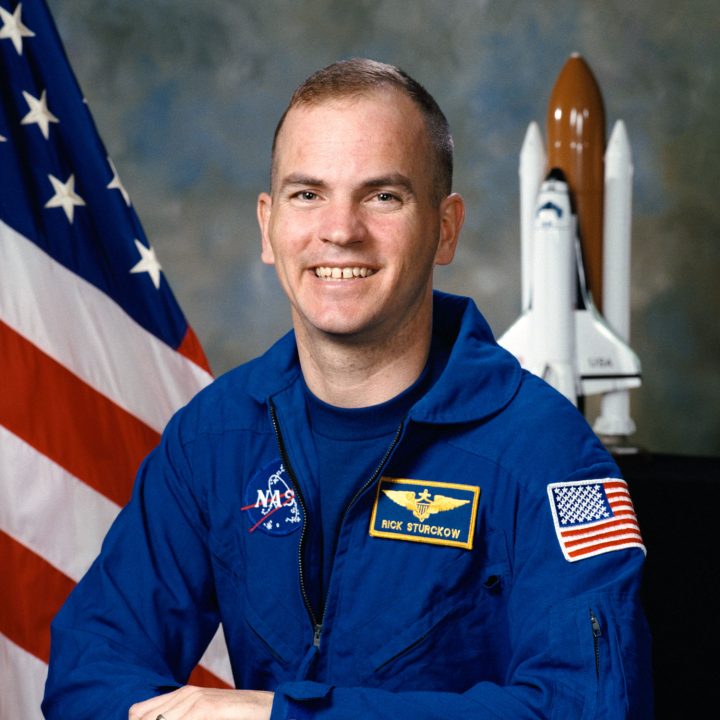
[48,0,719,456]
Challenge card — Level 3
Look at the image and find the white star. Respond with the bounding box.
[107,157,130,205]
[21,90,59,140]
[0,3,35,55]
[44,173,86,223]
[130,239,163,289]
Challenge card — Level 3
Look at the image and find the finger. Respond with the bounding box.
[147,686,204,719]
[145,685,228,720]
[132,686,273,720]
[128,686,184,720]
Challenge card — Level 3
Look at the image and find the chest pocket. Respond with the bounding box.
[207,458,310,670]
[328,521,512,691]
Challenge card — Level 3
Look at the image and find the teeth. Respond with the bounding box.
[314,267,375,279]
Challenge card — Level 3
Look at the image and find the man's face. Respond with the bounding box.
[257,89,463,347]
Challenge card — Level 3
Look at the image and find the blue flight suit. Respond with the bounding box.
[43,292,653,719]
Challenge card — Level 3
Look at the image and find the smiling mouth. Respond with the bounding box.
[314,266,376,280]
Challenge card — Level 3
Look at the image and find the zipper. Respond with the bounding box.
[269,402,320,637]
[245,616,288,664]
[312,623,323,648]
[341,421,405,525]
[312,420,406,647]
[270,400,404,651]
[590,608,602,678]
[373,624,435,673]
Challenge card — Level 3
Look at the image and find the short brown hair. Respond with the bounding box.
[271,58,454,203]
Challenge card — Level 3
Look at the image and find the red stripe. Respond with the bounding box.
[188,663,232,689]
[0,319,160,507]
[607,510,638,520]
[177,326,213,376]
[564,526,642,548]
[0,530,231,686]
[0,530,75,663]
[568,537,645,558]
[609,503,635,513]
[604,481,628,490]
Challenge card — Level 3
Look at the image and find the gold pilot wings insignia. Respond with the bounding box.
[382,488,471,521]
[369,478,480,549]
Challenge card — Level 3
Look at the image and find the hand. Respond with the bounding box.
[129,686,274,720]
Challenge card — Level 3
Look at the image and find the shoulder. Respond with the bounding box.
[481,369,620,487]
[170,330,302,441]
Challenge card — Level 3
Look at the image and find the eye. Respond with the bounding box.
[288,189,320,203]
[371,191,404,207]
[296,190,318,201]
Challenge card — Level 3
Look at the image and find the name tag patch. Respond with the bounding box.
[369,477,480,549]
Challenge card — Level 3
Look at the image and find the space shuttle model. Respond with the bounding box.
[498,53,641,437]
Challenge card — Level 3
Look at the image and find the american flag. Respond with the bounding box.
[547,478,645,562]
[0,2,232,716]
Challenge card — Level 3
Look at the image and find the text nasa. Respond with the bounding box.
[256,488,295,508]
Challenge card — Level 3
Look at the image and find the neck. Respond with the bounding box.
[295,308,433,409]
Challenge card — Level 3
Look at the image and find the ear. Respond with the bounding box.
[257,192,275,265]
[434,192,465,266]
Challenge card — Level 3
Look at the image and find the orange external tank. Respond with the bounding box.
[546,53,606,311]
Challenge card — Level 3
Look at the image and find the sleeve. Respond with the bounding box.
[269,457,654,720]
[42,411,220,719]
[269,572,653,719]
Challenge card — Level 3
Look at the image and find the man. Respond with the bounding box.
[43,59,653,719]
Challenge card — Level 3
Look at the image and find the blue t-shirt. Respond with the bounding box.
[303,337,450,606]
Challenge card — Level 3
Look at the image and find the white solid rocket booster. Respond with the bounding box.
[594,121,636,436]
[519,122,547,312]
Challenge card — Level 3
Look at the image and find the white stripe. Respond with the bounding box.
[557,513,639,532]
[606,489,630,498]
[561,521,641,542]
[0,621,232,710]
[566,530,644,552]
[0,220,212,433]
[570,540,647,561]
[0,426,233,684]
[198,627,234,686]
[0,634,47,720]
[0,426,120,582]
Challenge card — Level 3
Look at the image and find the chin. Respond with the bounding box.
[298,300,376,335]
[305,311,379,341]
[317,319,371,339]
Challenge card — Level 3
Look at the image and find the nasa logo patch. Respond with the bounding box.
[242,459,303,535]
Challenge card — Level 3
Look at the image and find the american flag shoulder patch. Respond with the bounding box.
[547,478,646,562]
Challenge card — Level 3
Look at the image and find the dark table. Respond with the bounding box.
[619,452,720,715]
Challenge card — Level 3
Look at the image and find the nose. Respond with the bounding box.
[317,198,365,246]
